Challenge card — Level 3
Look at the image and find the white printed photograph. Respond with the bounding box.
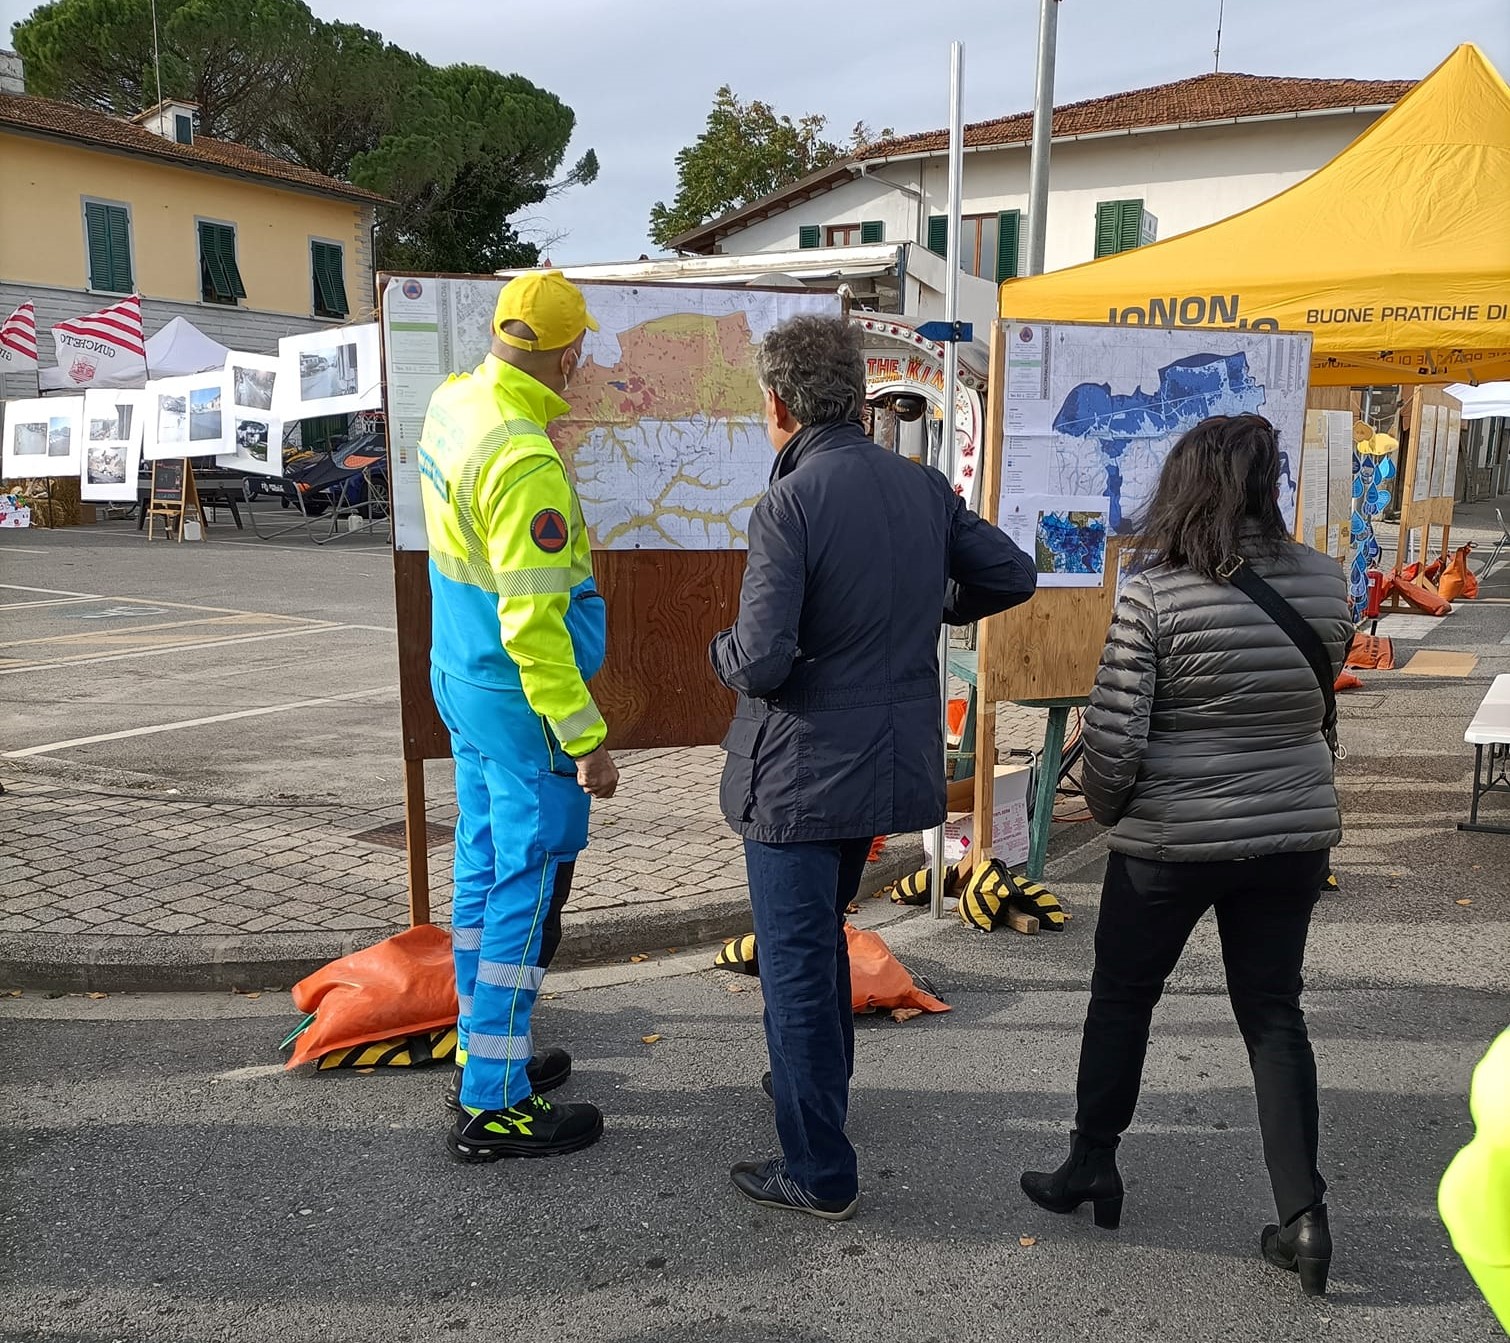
[277,324,380,420]
[80,388,147,501]
[2,396,84,477]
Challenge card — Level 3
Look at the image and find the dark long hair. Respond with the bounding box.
[1137,414,1289,579]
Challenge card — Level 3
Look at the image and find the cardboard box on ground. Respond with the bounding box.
[923,764,1031,866]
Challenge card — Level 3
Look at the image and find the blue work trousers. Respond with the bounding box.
[433,669,590,1111]
[744,836,871,1203]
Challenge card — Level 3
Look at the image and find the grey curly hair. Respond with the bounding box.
[755,315,866,427]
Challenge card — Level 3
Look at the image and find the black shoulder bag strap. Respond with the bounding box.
[1218,554,1342,759]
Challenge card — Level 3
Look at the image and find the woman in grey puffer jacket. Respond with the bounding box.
[1020,415,1354,1298]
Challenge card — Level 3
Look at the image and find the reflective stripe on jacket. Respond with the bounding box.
[419,355,606,757]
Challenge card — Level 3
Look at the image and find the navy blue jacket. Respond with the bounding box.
[710,419,1037,842]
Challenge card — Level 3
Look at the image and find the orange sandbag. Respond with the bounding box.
[1387,572,1453,617]
[1438,544,1478,602]
[844,923,950,1015]
[1335,670,1365,691]
[1345,634,1395,670]
[285,924,457,1069]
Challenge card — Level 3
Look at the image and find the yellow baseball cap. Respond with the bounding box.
[494,270,599,351]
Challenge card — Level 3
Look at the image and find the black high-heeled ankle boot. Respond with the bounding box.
[1261,1204,1331,1297]
[1020,1133,1124,1229]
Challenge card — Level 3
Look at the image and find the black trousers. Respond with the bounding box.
[1075,848,1329,1225]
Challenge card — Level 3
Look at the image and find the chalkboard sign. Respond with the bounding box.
[152,459,184,503]
[147,458,204,542]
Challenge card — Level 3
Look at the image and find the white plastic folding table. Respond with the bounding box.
[1459,674,1510,835]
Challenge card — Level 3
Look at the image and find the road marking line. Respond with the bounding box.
[0,546,50,554]
[0,583,351,622]
[3,685,398,757]
[0,596,103,611]
[3,611,318,650]
[0,622,363,675]
[0,582,100,598]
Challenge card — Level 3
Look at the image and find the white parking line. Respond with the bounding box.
[3,685,398,757]
[0,596,103,611]
[0,621,360,675]
[0,582,99,598]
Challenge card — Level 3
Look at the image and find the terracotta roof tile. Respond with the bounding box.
[861,71,1414,158]
[0,91,388,204]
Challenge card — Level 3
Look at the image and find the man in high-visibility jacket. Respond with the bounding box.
[419,270,618,1162]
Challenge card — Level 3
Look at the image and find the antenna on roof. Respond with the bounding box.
[1213,0,1225,72]
[150,0,164,111]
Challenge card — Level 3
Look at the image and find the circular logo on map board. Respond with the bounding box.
[531,508,569,554]
[401,280,424,300]
[1018,326,1034,341]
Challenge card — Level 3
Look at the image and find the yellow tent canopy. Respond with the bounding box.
[999,44,1510,386]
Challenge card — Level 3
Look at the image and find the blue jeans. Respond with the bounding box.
[433,669,591,1112]
[743,836,872,1202]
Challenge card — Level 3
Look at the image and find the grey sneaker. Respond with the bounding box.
[730,1157,857,1221]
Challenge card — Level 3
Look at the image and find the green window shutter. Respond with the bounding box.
[85,202,111,290]
[860,219,884,244]
[798,225,821,249]
[1094,201,1121,258]
[926,214,948,257]
[200,222,230,301]
[1095,199,1145,257]
[995,210,1020,281]
[106,206,133,292]
[85,203,132,292]
[200,223,245,303]
[220,227,246,299]
[312,242,348,317]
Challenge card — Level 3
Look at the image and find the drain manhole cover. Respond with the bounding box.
[352,820,451,850]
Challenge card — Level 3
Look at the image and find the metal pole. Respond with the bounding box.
[1024,0,1060,278]
[930,40,965,920]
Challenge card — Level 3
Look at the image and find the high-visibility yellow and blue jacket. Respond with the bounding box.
[418,355,607,757]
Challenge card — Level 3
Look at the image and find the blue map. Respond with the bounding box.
[1036,509,1108,576]
[1051,352,1268,531]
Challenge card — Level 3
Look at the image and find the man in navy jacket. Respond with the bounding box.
[711,315,1036,1219]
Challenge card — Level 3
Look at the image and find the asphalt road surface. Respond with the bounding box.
[3,901,1503,1343]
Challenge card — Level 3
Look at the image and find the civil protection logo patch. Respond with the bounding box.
[531,508,569,553]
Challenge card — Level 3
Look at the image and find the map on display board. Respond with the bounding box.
[381,277,842,551]
[999,322,1313,583]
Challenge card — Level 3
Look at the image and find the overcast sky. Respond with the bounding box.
[4,0,1507,263]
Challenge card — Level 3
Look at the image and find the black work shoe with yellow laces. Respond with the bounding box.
[446,1094,603,1162]
[443,1047,572,1113]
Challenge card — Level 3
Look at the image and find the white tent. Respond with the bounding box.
[144,317,232,380]
[1446,382,1510,420]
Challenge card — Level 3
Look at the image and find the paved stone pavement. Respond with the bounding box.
[0,701,1049,986]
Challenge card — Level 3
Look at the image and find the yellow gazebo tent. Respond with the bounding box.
[999,44,1510,386]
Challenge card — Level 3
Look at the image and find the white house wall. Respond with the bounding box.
[713,112,1383,276]
[724,169,923,253]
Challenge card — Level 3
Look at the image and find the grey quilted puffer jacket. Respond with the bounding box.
[1082,536,1353,861]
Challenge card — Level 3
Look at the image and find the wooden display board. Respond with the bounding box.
[145,459,205,542]
[379,274,836,923]
[1394,386,1462,571]
[970,318,1313,866]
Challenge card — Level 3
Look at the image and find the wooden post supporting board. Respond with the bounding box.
[1394,387,1462,575]
[146,459,205,542]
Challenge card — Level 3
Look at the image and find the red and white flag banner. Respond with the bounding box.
[40,294,148,391]
[0,301,38,373]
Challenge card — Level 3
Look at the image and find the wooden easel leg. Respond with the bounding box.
[1027,707,1071,880]
[403,757,432,926]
